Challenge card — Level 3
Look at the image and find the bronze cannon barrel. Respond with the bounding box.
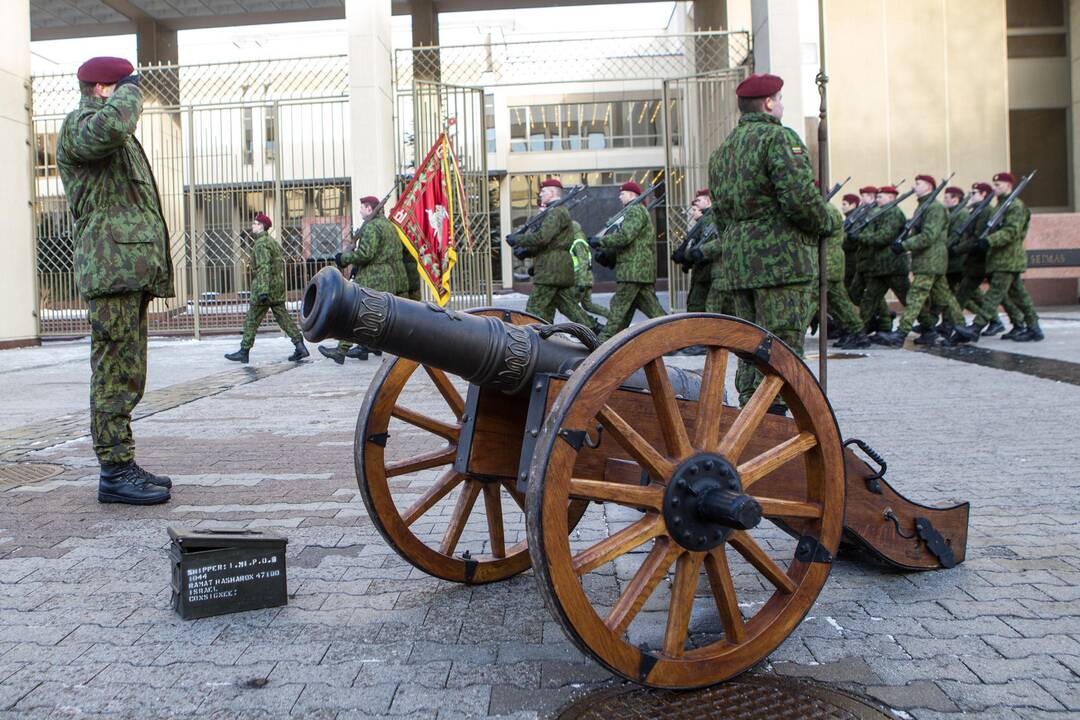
[301,268,700,398]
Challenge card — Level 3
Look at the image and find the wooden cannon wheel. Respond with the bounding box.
[526,314,846,688]
[355,308,570,584]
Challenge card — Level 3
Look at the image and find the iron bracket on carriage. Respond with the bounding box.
[301,267,969,689]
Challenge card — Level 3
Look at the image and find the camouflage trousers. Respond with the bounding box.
[851,272,890,331]
[574,286,611,322]
[730,282,812,408]
[597,282,666,343]
[955,274,1022,325]
[898,274,964,334]
[240,301,303,349]
[88,292,150,465]
[527,283,597,328]
[686,274,711,312]
[811,279,862,334]
[860,274,912,331]
[704,283,734,315]
[975,272,1039,326]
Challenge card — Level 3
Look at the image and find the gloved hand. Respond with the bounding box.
[115,74,140,89]
[688,247,705,264]
[587,236,603,250]
[505,234,518,247]
[258,293,269,304]
[527,266,535,277]
[513,246,530,259]
[976,237,989,251]
[334,252,344,268]
[890,240,905,256]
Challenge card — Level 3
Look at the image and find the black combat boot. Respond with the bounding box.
[1001,324,1026,340]
[288,342,310,362]
[951,324,980,344]
[318,345,346,364]
[913,330,939,346]
[345,345,370,361]
[982,318,1005,336]
[224,348,249,363]
[875,330,907,347]
[131,462,172,488]
[1013,322,1044,342]
[912,322,932,336]
[98,461,171,505]
[934,320,949,335]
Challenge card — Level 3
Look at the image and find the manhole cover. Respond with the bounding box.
[555,675,892,720]
[0,463,66,489]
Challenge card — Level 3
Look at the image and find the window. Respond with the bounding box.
[508,97,664,153]
[484,94,496,153]
[242,107,254,165]
[315,186,346,217]
[265,109,276,163]
[35,132,58,177]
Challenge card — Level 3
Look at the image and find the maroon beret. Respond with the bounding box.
[736,73,783,99]
[77,57,133,84]
[540,178,563,189]
[619,181,643,195]
[694,188,710,199]
[992,172,1015,185]
[841,193,860,205]
[944,186,964,199]
[359,195,380,206]
[859,186,878,195]
[971,182,993,194]
[915,174,936,187]
[254,212,272,230]
[878,186,899,195]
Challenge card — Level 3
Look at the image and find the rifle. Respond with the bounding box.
[671,215,719,272]
[893,173,954,245]
[590,181,663,242]
[505,185,589,247]
[847,189,915,238]
[825,176,851,202]
[977,170,1037,243]
[951,191,995,240]
[842,202,875,232]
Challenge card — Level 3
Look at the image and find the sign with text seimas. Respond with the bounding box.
[1027,249,1080,268]
[168,527,288,620]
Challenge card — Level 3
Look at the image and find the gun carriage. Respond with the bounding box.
[301,268,969,689]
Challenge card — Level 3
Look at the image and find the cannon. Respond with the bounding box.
[301,268,969,689]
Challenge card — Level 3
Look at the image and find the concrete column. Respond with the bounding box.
[695,0,728,30]
[346,0,396,220]
[0,3,38,346]
[1071,0,1080,211]
[750,0,805,141]
[695,0,729,72]
[136,19,178,67]
[412,0,441,82]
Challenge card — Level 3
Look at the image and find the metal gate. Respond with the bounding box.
[662,69,748,311]
[396,80,492,310]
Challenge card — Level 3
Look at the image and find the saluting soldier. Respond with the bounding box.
[513,179,599,328]
[966,172,1043,342]
[57,57,173,504]
[857,185,910,340]
[707,73,834,413]
[684,189,715,313]
[569,220,609,331]
[225,213,309,363]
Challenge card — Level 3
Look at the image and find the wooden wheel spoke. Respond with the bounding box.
[501,479,526,513]
[385,447,457,478]
[644,357,693,461]
[401,469,464,526]
[572,515,663,576]
[439,479,482,556]
[693,347,730,452]
[391,405,459,442]
[424,367,465,419]
[717,375,784,463]
[728,530,797,594]
[568,478,663,511]
[605,538,680,636]
[754,496,822,519]
[597,405,675,481]
[704,547,745,643]
[663,552,704,657]
[481,483,506,558]
[737,431,818,489]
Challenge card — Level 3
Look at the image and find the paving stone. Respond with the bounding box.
[863,681,959,712]
[984,634,1080,659]
[291,682,398,714]
[770,656,882,684]
[389,684,490,716]
[937,679,1066,712]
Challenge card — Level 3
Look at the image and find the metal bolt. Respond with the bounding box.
[535,382,543,392]
[703,461,714,472]
[520,472,528,480]
[461,414,469,423]
[530,429,538,437]
[714,530,724,540]
[728,479,738,490]
[699,535,707,545]
[676,478,687,489]
[670,497,679,507]
[673,516,682,526]
[688,466,698,475]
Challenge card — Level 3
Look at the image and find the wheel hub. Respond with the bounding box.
[662,453,762,552]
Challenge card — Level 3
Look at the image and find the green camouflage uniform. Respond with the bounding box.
[685,214,715,312]
[857,205,910,331]
[402,242,422,300]
[240,230,303,349]
[596,203,666,342]
[848,205,889,329]
[337,215,406,352]
[57,84,174,465]
[699,215,732,315]
[708,112,834,406]
[570,222,610,323]
[973,198,1039,327]
[810,204,862,334]
[945,205,969,297]
[516,205,597,327]
[895,196,964,334]
[953,206,1023,325]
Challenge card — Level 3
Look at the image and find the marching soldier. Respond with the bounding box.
[858,185,910,340]
[817,201,871,349]
[319,195,406,363]
[569,220,609,331]
[590,181,667,342]
[57,56,173,504]
[875,175,976,346]
[707,73,834,413]
[843,189,870,295]
[685,189,715,313]
[225,213,309,363]
[513,179,599,328]
[848,186,892,332]
[966,172,1043,342]
[943,186,969,300]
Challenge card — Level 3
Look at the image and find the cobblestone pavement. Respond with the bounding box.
[0,306,1077,719]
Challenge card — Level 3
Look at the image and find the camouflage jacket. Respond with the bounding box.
[249,231,287,302]
[824,204,845,283]
[708,112,834,290]
[597,203,656,284]
[955,206,991,278]
[945,206,970,275]
[516,205,575,287]
[689,214,716,287]
[984,197,1030,273]
[342,216,405,293]
[56,87,174,300]
[845,207,873,274]
[901,196,947,275]
[401,243,421,295]
[569,222,593,287]
[859,205,909,276]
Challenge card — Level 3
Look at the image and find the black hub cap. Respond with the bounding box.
[662,453,762,552]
